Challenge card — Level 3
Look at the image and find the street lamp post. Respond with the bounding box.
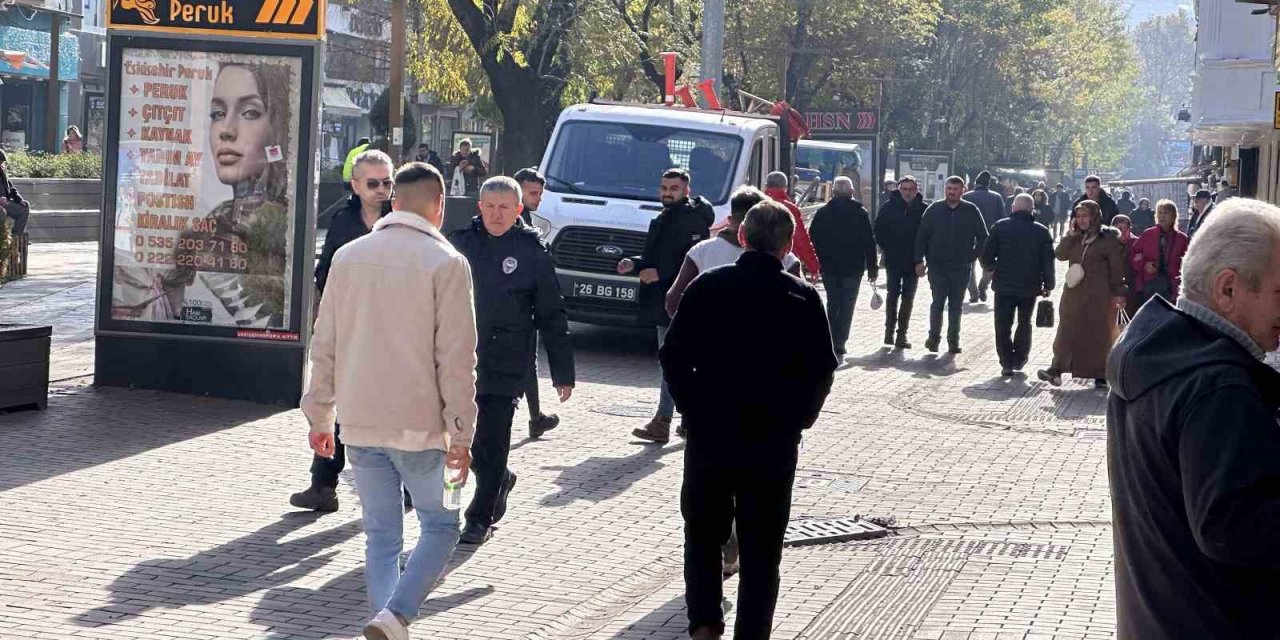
[388,0,406,165]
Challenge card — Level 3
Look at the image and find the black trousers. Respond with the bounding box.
[310,423,345,489]
[884,268,919,338]
[993,293,1035,369]
[464,394,518,528]
[927,266,969,347]
[524,355,541,419]
[683,433,799,640]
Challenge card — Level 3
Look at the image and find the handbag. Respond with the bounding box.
[869,282,883,310]
[1036,299,1055,328]
[1065,237,1092,288]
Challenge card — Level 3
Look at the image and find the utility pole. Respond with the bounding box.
[45,14,61,153]
[701,0,724,99]
[388,0,406,165]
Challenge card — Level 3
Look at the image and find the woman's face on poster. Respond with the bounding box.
[209,65,270,186]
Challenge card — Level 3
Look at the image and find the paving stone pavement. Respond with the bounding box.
[0,242,1116,640]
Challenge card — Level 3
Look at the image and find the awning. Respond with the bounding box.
[322,86,363,118]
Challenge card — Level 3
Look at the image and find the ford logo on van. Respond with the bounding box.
[595,245,623,256]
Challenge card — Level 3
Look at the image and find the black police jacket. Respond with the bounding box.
[449,217,575,397]
[630,196,714,326]
[1107,298,1280,639]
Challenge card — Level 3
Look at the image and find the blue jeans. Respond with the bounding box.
[657,325,675,418]
[348,446,460,620]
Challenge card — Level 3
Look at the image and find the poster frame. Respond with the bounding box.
[806,132,881,212]
[896,149,956,203]
[95,33,319,345]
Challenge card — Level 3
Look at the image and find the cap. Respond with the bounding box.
[1194,189,1213,200]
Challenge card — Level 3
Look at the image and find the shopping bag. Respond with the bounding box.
[1035,299,1055,328]
[869,283,883,311]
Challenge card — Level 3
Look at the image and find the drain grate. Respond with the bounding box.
[784,518,890,547]
[590,404,656,418]
[1075,428,1107,441]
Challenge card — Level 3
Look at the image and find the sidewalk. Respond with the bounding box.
[0,243,1115,640]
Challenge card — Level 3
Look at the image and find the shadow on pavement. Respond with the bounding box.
[540,442,685,507]
[843,348,966,379]
[606,593,734,640]
[252,544,491,639]
[570,322,656,356]
[960,375,1034,400]
[74,512,361,628]
[0,387,284,492]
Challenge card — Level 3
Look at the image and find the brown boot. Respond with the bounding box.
[632,416,671,444]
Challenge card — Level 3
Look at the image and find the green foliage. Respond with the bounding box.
[0,217,12,285]
[6,151,103,179]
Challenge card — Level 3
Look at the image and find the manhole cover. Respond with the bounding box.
[590,404,654,418]
[784,518,889,547]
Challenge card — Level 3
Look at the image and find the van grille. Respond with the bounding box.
[552,226,649,274]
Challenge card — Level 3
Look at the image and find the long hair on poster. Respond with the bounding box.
[110,48,301,329]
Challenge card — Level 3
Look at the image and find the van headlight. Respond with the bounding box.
[530,213,553,237]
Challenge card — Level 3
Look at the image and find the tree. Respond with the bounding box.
[1125,10,1194,177]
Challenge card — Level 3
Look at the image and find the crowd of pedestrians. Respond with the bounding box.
[294,142,1241,639]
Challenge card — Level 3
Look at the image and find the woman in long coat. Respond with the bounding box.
[1038,199,1128,388]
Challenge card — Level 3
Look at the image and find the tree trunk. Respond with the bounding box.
[493,83,563,172]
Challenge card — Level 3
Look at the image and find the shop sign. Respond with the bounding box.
[108,0,324,39]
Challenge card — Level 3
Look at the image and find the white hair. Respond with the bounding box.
[1012,193,1035,212]
[479,175,523,204]
[832,176,855,198]
[765,171,789,189]
[1181,198,1280,304]
[352,149,393,178]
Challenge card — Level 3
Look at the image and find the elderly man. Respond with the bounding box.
[916,176,989,354]
[449,176,575,545]
[302,162,477,640]
[1186,189,1215,239]
[1107,198,1280,639]
[981,193,1055,377]
[809,176,878,360]
[661,200,838,640]
[763,171,821,277]
[290,149,395,513]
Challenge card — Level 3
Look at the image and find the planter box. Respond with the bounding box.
[0,324,50,411]
[11,178,103,211]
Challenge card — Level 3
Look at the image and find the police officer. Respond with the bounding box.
[449,176,575,545]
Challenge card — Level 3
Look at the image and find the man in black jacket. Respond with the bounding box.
[1107,198,1280,639]
[289,149,394,513]
[661,200,837,640]
[450,176,576,545]
[618,168,714,444]
[810,176,877,359]
[916,176,989,354]
[980,193,1054,377]
[875,176,927,348]
[1187,189,1216,239]
[963,171,1005,303]
[513,167,560,439]
[1050,183,1072,239]
[1073,175,1119,225]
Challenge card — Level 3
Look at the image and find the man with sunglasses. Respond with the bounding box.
[290,149,396,513]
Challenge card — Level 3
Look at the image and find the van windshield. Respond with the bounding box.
[544,121,743,205]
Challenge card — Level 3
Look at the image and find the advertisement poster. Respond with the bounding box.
[897,150,953,202]
[108,47,302,331]
[3,105,27,151]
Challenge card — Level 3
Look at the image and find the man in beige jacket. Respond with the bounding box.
[302,162,478,640]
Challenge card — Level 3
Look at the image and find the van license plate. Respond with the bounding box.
[574,281,637,301]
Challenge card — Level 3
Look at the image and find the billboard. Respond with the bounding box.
[897,150,954,202]
[99,39,315,342]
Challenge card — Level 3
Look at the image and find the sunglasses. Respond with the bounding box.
[365,178,394,190]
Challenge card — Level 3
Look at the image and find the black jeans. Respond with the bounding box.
[928,266,969,347]
[884,268,919,339]
[525,355,541,419]
[464,394,518,528]
[993,293,1035,369]
[821,273,862,356]
[310,423,346,489]
[683,433,799,640]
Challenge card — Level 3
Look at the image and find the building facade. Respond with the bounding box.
[1190,0,1280,202]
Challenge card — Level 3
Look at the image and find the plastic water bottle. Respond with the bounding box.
[443,467,463,510]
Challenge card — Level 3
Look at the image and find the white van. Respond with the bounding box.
[529,101,789,326]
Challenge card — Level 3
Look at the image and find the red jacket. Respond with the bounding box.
[765,187,821,274]
[1130,226,1189,299]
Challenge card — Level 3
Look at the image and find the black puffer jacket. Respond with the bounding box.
[979,210,1055,297]
[630,196,714,326]
[874,190,926,273]
[809,196,877,279]
[449,217,575,397]
[316,195,381,294]
[1107,298,1280,639]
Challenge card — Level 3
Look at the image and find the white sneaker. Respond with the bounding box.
[363,609,409,640]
